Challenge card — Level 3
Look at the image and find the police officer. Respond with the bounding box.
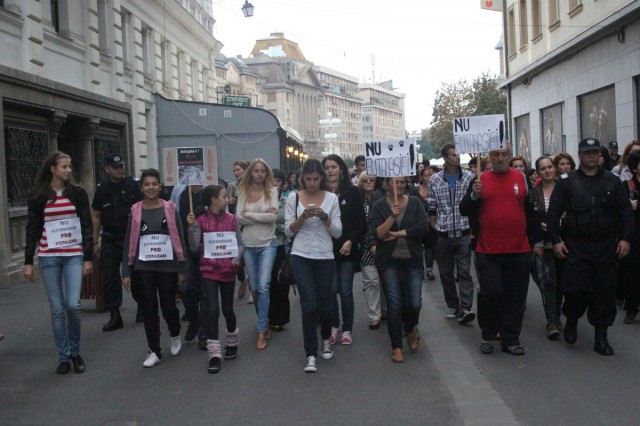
[92,153,143,331]
[547,138,634,356]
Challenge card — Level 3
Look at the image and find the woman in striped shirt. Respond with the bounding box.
[24,151,93,375]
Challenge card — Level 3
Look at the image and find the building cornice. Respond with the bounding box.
[500,1,640,88]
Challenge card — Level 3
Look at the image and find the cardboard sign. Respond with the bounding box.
[452,114,506,154]
[44,217,82,248]
[163,146,218,186]
[138,234,174,261]
[363,139,417,177]
[203,231,238,259]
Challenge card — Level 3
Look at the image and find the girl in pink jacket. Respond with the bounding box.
[187,184,244,374]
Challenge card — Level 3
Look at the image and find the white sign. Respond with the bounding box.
[138,234,174,261]
[452,114,506,154]
[203,232,238,259]
[363,139,417,177]
[44,217,82,248]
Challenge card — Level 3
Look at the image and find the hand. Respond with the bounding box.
[122,276,131,292]
[240,211,247,217]
[632,200,638,211]
[229,197,237,205]
[94,243,101,259]
[82,261,93,277]
[339,240,352,256]
[178,274,187,285]
[617,240,631,259]
[472,180,483,197]
[382,232,399,242]
[390,204,401,218]
[267,207,278,214]
[553,242,569,259]
[540,222,547,232]
[186,212,196,226]
[24,265,35,282]
[370,245,377,255]
[533,246,544,257]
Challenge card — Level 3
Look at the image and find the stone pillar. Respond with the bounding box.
[77,118,100,200]
[49,110,67,151]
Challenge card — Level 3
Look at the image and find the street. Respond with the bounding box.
[2,265,640,425]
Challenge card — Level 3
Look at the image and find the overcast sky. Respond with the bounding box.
[211,0,503,132]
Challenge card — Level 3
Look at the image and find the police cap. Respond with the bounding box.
[578,138,600,152]
[105,153,125,167]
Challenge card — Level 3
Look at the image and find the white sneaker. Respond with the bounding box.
[444,308,458,319]
[304,355,317,373]
[170,336,182,356]
[143,351,160,368]
[321,340,333,360]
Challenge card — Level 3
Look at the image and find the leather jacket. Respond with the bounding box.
[25,185,93,265]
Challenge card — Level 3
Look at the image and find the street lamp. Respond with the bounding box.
[319,112,341,156]
[241,0,254,17]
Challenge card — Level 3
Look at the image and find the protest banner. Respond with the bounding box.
[452,114,506,154]
[363,139,417,178]
[162,146,218,187]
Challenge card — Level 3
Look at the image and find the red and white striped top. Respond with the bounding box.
[37,191,83,257]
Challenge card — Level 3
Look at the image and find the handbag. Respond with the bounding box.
[277,193,298,286]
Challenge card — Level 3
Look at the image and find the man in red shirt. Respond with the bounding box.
[460,143,539,356]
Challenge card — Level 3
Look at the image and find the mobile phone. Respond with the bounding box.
[307,204,316,209]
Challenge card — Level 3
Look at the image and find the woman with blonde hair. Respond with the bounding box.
[237,158,279,350]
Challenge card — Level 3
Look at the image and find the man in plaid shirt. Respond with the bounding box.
[427,144,477,324]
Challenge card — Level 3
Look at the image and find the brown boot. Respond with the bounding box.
[256,332,267,350]
[391,348,404,363]
[407,328,419,351]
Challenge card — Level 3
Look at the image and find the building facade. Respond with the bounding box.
[500,0,640,164]
[0,0,222,286]
[358,82,406,143]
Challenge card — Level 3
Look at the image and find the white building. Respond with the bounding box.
[500,0,640,164]
[358,82,406,144]
[0,0,222,286]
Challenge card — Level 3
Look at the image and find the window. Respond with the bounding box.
[267,93,276,102]
[141,27,153,77]
[97,0,112,56]
[548,0,560,30]
[507,6,517,59]
[50,0,59,32]
[531,0,542,41]
[121,10,132,68]
[519,0,528,50]
[568,0,582,18]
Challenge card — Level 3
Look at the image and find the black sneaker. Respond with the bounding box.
[185,325,198,342]
[458,310,476,325]
[224,346,238,360]
[56,361,71,375]
[70,355,86,373]
[208,357,221,374]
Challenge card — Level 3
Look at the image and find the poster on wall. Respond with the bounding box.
[541,104,563,156]
[514,114,531,168]
[580,86,617,145]
[162,146,218,187]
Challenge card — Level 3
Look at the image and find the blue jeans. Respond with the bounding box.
[243,240,277,332]
[382,258,423,350]
[290,255,335,357]
[331,260,355,332]
[39,255,83,362]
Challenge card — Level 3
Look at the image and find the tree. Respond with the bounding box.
[428,72,507,156]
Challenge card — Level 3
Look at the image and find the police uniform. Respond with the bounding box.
[92,154,143,330]
[546,138,634,355]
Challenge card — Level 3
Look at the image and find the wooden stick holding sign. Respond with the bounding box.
[188,185,193,215]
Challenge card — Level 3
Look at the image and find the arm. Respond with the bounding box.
[326,195,342,239]
[175,209,187,282]
[24,195,43,281]
[234,221,245,264]
[92,210,102,258]
[188,219,202,254]
[459,177,480,218]
[427,178,438,226]
[546,178,567,245]
[76,188,94,275]
[400,199,428,240]
[235,193,256,226]
[121,214,133,279]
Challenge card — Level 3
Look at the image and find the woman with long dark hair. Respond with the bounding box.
[285,159,342,372]
[24,151,93,374]
[370,177,428,363]
[323,154,366,346]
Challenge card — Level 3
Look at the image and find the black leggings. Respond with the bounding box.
[203,279,236,340]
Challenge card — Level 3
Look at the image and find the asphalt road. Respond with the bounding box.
[1,264,639,425]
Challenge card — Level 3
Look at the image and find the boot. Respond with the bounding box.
[593,325,614,356]
[206,339,222,373]
[103,308,124,332]
[224,328,239,360]
[564,317,578,344]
